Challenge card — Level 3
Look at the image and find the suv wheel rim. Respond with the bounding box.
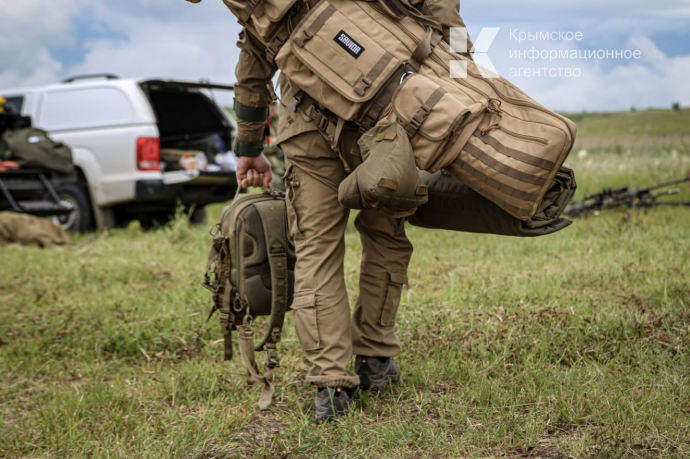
[52,197,78,230]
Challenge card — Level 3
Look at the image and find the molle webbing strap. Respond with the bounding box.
[405,87,446,137]
[408,29,441,72]
[297,92,350,170]
[362,192,418,218]
[473,129,556,170]
[293,4,337,47]
[378,178,398,190]
[239,0,262,26]
[387,0,441,32]
[464,143,548,187]
[359,66,406,133]
[265,0,322,62]
[233,99,269,122]
[354,53,393,97]
[453,156,539,202]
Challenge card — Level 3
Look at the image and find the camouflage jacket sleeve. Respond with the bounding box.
[234,28,279,152]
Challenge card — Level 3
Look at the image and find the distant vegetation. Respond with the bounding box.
[564,107,690,137]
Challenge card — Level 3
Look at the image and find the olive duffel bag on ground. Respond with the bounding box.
[200,189,296,409]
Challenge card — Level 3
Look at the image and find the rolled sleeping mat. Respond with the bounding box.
[408,167,576,237]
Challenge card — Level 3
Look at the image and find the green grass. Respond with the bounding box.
[564,108,690,137]
[2,113,690,458]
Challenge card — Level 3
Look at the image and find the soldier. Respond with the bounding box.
[189,0,472,421]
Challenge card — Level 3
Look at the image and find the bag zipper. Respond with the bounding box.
[480,123,548,145]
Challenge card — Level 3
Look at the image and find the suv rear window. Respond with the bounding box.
[39,87,135,131]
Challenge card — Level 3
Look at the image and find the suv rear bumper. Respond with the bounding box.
[134,178,237,207]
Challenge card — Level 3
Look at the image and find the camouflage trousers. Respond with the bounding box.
[281,128,413,389]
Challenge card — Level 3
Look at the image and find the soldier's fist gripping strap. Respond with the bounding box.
[233,99,270,157]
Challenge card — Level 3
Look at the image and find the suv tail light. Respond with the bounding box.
[137,137,160,171]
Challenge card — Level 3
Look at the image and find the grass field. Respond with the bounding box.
[1,109,690,458]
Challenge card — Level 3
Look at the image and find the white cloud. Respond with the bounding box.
[497,35,690,112]
[1,0,689,112]
[0,0,90,87]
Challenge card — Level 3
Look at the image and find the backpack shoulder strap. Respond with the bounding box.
[253,196,290,352]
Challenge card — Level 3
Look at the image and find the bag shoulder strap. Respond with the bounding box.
[253,196,290,351]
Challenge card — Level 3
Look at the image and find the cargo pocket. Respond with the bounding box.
[284,164,306,246]
[291,291,322,351]
[379,272,408,327]
[392,73,487,172]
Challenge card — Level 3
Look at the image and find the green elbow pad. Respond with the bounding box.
[235,139,264,157]
[233,99,269,122]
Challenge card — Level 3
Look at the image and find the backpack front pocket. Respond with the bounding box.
[391,73,487,172]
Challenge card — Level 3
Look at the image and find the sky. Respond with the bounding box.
[1,0,689,113]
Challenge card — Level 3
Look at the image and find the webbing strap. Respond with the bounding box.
[238,324,277,410]
[387,0,441,31]
[298,93,350,169]
[361,192,418,218]
[265,0,322,62]
[354,53,393,97]
[239,0,261,25]
[254,199,289,351]
[294,4,337,47]
[453,156,539,202]
[464,142,548,186]
[359,66,406,133]
[405,87,446,137]
[200,235,234,360]
[473,129,556,170]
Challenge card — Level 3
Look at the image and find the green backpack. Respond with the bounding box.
[200,189,295,409]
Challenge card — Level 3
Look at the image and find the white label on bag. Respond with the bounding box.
[334,30,365,59]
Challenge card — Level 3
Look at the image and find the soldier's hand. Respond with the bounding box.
[236,154,273,188]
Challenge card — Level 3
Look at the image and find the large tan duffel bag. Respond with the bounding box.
[408,168,576,237]
[192,0,577,221]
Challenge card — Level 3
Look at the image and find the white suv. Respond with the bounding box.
[0,75,238,231]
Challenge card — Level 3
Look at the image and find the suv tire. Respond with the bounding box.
[52,184,94,233]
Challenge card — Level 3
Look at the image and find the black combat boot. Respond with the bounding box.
[314,386,355,422]
[355,356,401,391]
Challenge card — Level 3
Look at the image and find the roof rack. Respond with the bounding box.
[62,74,120,84]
